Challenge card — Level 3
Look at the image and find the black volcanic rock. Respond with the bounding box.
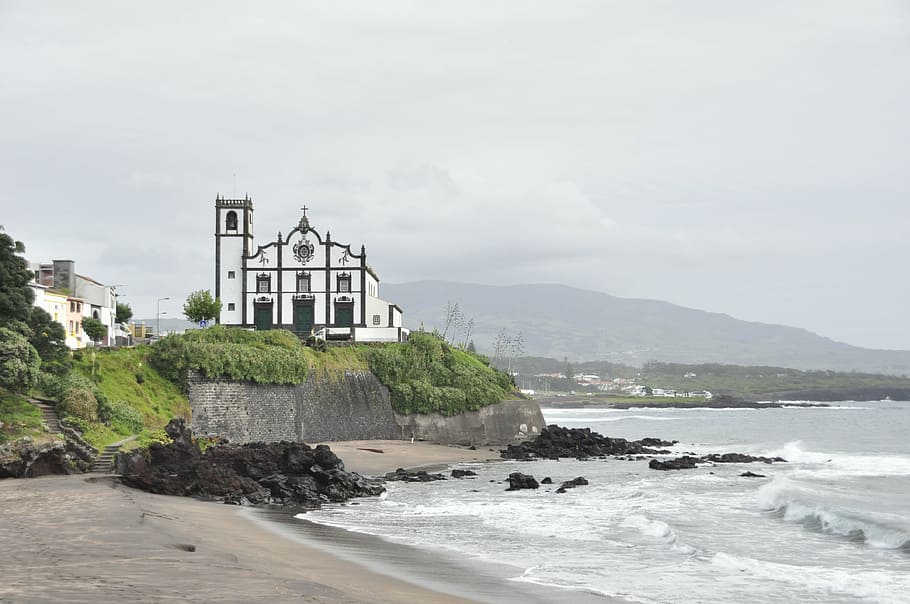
[506,472,539,490]
[384,468,447,482]
[556,476,589,493]
[740,471,767,478]
[703,453,786,464]
[649,453,787,471]
[501,425,678,461]
[451,469,477,479]
[115,419,384,506]
[649,456,700,471]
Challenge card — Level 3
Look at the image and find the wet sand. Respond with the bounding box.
[320,439,503,476]
[0,441,502,603]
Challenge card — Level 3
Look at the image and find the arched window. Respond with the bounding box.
[226,211,238,231]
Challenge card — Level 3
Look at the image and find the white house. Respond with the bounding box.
[214,195,407,342]
[31,260,118,347]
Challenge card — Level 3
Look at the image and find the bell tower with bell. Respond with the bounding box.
[214,193,254,325]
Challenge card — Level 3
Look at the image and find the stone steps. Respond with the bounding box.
[90,436,138,474]
[29,400,62,434]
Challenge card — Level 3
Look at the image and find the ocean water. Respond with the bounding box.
[298,402,910,603]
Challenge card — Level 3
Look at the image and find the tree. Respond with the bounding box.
[82,317,107,343]
[115,302,133,324]
[0,327,41,393]
[459,317,475,350]
[441,301,461,343]
[507,331,524,375]
[183,289,222,323]
[0,226,35,332]
[492,329,509,366]
[26,307,68,362]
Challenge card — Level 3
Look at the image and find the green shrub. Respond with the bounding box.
[367,332,515,416]
[149,327,309,389]
[0,327,41,393]
[59,385,98,422]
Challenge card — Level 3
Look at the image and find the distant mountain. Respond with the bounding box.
[383,281,910,375]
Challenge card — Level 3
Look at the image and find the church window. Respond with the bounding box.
[257,273,271,293]
[227,271,236,279]
[227,303,235,311]
[337,272,351,293]
[226,211,238,231]
[297,272,311,293]
[372,314,381,325]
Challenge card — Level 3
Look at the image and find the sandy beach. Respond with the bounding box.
[0,441,502,603]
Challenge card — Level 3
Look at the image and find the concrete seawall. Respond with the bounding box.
[189,370,545,446]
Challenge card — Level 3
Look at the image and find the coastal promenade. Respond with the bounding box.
[0,441,499,603]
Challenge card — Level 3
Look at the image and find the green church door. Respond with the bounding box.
[293,301,314,336]
[254,303,273,331]
[334,303,354,327]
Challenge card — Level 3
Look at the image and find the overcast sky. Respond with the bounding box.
[2,1,908,350]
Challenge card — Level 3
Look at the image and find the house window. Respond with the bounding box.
[372,314,381,326]
[227,271,236,279]
[257,273,270,293]
[226,211,238,231]
[297,272,310,293]
[69,320,74,333]
[227,303,235,311]
[70,302,75,312]
[337,272,351,293]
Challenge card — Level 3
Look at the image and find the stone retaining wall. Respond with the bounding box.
[188,370,545,445]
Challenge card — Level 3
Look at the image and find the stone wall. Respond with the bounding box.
[189,370,545,446]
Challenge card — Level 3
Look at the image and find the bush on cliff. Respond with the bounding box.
[149,326,310,390]
[367,332,515,416]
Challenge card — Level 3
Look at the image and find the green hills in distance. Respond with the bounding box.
[383,281,910,376]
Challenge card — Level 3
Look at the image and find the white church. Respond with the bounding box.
[214,195,407,342]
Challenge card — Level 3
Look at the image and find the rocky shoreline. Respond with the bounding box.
[115,419,384,506]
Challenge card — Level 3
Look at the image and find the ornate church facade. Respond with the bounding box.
[214,195,406,342]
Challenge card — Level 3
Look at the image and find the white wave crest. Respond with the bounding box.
[756,476,910,552]
[621,514,696,554]
[763,441,910,476]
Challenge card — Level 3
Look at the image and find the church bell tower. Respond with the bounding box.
[214,194,254,325]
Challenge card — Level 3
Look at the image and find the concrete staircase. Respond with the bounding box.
[30,400,63,434]
[90,436,138,474]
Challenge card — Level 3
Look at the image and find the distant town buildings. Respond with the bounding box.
[29,259,124,348]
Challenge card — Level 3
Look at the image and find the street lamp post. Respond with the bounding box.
[157,297,170,338]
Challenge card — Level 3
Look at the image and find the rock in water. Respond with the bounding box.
[506,472,539,490]
[451,469,477,478]
[384,468,447,482]
[649,456,700,471]
[115,418,384,506]
[501,425,677,461]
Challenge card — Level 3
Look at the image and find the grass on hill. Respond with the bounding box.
[35,346,191,450]
[366,332,519,416]
[150,327,517,417]
[0,390,49,445]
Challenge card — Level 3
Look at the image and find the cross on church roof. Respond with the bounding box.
[298,205,311,231]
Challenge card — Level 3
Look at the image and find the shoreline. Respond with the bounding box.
[0,440,584,603]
